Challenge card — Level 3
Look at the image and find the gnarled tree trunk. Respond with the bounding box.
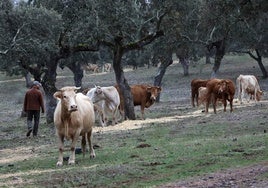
[42,58,58,124]
[208,39,226,78]
[113,44,135,120]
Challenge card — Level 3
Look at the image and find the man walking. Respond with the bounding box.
[23,81,45,137]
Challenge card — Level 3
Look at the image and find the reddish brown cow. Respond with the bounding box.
[191,79,210,107]
[115,84,162,119]
[205,79,235,114]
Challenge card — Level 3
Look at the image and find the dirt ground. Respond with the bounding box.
[162,162,268,188]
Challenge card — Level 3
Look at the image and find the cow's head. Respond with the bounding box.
[147,86,162,102]
[54,86,80,112]
[89,85,104,103]
[218,80,227,93]
[256,90,263,101]
[246,88,263,101]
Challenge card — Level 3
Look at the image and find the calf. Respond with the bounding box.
[53,86,95,166]
[197,86,208,107]
[191,79,210,107]
[205,79,235,114]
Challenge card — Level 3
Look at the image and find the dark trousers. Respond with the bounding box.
[27,110,40,136]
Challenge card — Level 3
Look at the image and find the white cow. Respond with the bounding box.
[53,86,95,166]
[236,74,263,103]
[86,86,120,126]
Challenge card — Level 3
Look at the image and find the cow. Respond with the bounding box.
[197,86,208,107]
[115,84,162,119]
[191,79,210,107]
[205,79,235,114]
[86,86,120,126]
[53,86,95,166]
[103,63,112,72]
[236,74,263,103]
[82,63,99,74]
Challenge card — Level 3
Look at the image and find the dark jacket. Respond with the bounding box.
[23,86,45,112]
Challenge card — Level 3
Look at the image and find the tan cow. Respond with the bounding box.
[86,86,120,126]
[82,63,99,74]
[236,74,263,103]
[197,86,208,107]
[115,84,162,119]
[103,63,112,72]
[53,86,95,166]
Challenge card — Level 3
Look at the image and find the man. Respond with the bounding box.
[23,81,45,137]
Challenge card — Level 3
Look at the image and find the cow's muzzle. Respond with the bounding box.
[150,96,156,101]
[69,105,78,112]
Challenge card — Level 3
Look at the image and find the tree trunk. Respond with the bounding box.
[42,59,58,124]
[205,48,212,64]
[179,57,189,76]
[24,72,32,88]
[113,46,135,120]
[66,61,84,87]
[154,54,173,102]
[248,49,268,78]
[210,39,225,78]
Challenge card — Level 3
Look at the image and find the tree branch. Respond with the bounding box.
[0,24,25,55]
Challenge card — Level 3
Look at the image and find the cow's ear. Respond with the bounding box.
[53,91,62,99]
[157,87,162,92]
[146,87,152,92]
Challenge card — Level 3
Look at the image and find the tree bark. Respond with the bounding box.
[179,57,189,76]
[248,49,268,78]
[209,39,225,78]
[66,61,84,87]
[42,58,58,124]
[154,54,173,102]
[113,44,136,120]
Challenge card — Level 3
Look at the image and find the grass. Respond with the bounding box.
[0,55,267,187]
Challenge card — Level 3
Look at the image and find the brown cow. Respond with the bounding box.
[115,84,162,119]
[53,86,95,166]
[205,79,235,114]
[191,79,210,107]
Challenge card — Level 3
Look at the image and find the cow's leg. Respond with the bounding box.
[81,134,86,157]
[212,95,217,114]
[205,95,210,113]
[68,133,80,165]
[191,91,195,107]
[140,105,145,120]
[195,93,199,107]
[254,89,257,102]
[241,89,245,104]
[87,130,95,158]
[223,99,227,112]
[57,134,64,166]
[230,99,233,112]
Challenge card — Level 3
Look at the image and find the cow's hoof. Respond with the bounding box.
[56,161,63,166]
[90,153,96,159]
[68,160,75,165]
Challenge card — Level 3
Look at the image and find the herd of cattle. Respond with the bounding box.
[53,84,162,166]
[52,74,263,166]
[191,74,263,114]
